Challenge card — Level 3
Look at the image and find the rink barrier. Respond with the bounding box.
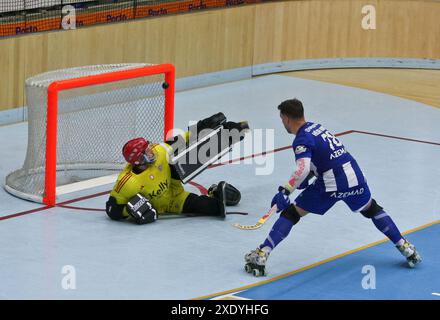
[1,57,439,126]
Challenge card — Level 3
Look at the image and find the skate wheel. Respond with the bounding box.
[245,264,252,273]
[407,254,421,268]
[252,269,260,277]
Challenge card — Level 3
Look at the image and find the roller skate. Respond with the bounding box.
[244,247,271,277]
[396,239,422,268]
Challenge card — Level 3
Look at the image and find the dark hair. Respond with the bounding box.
[277,99,304,119]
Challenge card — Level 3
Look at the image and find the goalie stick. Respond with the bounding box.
[232,205,278,230]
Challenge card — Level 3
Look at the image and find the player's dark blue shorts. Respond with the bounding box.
[294,180,371,215]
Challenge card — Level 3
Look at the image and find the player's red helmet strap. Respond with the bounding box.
[122,138,149,165]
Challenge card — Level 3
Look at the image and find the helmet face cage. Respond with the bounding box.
[135,144,157,166]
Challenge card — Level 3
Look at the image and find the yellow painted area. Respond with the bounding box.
[194,219,440,300]
[283,69,440,108]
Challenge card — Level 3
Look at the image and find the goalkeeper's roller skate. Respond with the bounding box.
[244,247,271,277]
[396,239,422,268]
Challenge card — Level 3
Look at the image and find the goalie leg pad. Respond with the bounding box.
[209,182,241,206]
[172,120,249,184]
[360,198,383,219]
[127,194,157,225]
[182,193,224,217]
[224,182,241,206]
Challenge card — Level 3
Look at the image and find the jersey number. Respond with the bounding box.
[321,131,343,151]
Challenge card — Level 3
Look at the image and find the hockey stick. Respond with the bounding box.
[226,211,249,215]
[232,205,278,230]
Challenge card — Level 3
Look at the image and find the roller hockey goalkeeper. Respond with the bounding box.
[106,113,248,224]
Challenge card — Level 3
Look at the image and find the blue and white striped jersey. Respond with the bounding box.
[292,122,366,192]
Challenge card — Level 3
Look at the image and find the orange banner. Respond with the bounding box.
[0,0,266,38]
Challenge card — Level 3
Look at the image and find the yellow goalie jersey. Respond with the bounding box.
[109,143,190,217]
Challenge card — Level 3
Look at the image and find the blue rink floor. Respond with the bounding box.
[213,222,440,300]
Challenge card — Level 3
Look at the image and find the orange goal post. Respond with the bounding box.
[5,63,175,206]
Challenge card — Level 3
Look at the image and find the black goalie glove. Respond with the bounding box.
[126,194,157,225]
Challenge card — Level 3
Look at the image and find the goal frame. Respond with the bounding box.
[43,63,175,206]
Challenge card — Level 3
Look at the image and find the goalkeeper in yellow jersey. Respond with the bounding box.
[105,113,247,224]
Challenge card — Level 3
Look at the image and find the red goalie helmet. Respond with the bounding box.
[122,137,155,166]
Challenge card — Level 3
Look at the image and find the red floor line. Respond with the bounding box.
[352,130,440,146]
[209,145,292,169]
[56,190,111,206]
[188,181,208,195]
[57,205,105,212]
[336,130,356,137]
[209,130,354,169]
[0,205,51,221]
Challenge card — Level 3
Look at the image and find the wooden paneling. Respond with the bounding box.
[0,37,25,110]
[0,1,439,111]
[284,68,440,108]
[1,5,255,110]
[253,0,440,64]
[20,5,255,79]
[173,8,255,77]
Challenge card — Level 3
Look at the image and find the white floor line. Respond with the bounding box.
[210,291,251,300]
[56,174,118,195]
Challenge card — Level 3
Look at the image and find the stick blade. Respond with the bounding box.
[232,222,263,230]
[231,205,277,231]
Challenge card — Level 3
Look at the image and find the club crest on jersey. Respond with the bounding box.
[295,145,307,155]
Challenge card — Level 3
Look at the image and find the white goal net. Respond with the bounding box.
[5,63,175,205]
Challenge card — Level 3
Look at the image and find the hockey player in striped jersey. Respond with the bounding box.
[245,99,421,276]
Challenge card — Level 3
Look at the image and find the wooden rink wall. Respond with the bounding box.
[0,0,439,112]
